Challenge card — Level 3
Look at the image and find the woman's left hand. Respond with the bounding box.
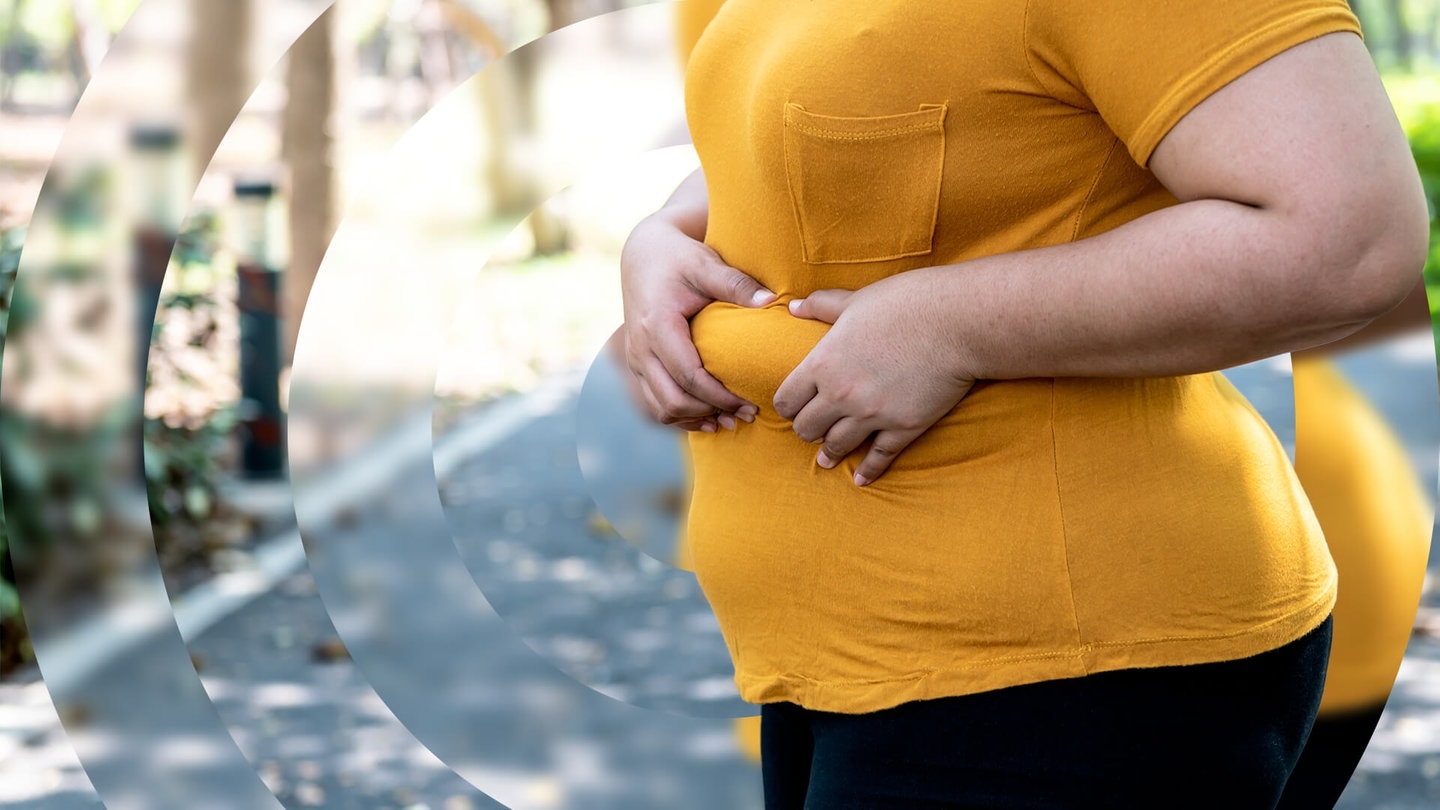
[774,272,977,486]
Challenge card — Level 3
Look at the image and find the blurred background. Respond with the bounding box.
[0,0,1437,808]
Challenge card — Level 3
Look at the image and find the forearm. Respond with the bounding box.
[1294,275,1433,358]
[926,195,1426,381]
[645,168,709,242]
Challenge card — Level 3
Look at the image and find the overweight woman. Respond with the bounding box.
[621,1,1430,806]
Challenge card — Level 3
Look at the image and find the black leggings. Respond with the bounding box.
[761,617,1333,810]
[1275,699,1387,810]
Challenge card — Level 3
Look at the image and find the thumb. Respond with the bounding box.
[788,289,854,324]
[692,262,776,308]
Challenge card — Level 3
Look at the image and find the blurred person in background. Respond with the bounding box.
[623,1,1431,807]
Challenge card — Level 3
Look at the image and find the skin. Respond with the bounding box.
[620,32,1430,485]
[1293,275,1432,359]
[619,169,774,433]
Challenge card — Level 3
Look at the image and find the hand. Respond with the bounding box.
[774,274,977,485]
[620,212,775,432]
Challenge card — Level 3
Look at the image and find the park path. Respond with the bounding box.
[2,336,1440,808]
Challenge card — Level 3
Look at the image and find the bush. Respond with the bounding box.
[1390,77,1440,309]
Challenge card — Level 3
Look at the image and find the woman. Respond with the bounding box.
[623,1,1429,806]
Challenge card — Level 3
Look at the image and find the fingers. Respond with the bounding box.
[772,368,819,422]
[651,313,757,416]
[790,394,848,445]
[852,428,926,486]
[637,356,725,426]
[815,417,871,469]
[787,289,854,325]
[807,419,918,485]
[633,365,717,432]
[690,261,777,308]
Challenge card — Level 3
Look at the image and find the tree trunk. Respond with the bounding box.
[68,0,109,92]
[477,0,622,252]
[280,4,342,365]
[478,15,540,222]
[186,0,255,179]
[1384,0,1413,69]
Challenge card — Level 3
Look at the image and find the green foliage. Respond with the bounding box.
[1401,88,1440,315]
[0,0,144,51]
[1,0,73,52]
[95,0,146,33]
[0,225,20,338]
[144,407,236,527]
[143,212,234,533]
[0,224,18,628]
[0,207,237,645]
[1353,0,1440,72]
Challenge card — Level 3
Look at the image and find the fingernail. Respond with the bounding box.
[787,299,803,313]
[718,413,737,431]
[816,451,836,469]
[854,473,871,487]
[736,406,758,423]
[701,421,717,433]
[752,289,777,306]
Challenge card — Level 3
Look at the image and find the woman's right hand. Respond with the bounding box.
[620,174,775,432]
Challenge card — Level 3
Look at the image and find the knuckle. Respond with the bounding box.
[677,366,704,393]
[870,438,903,457]
[894,413,926,432]
[633,313,659,335]
[657,400,691,422]
[723,272,751,300]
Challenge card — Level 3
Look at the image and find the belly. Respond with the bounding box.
[690,300,825,410]
[684,300,1332,689]
[687,301,1076,679]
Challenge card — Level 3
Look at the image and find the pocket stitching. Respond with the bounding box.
[782,102,949,265]
[786,121,944,141]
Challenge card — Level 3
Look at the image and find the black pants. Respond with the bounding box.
[761,617,1333,810]
[1275,699,1386,810]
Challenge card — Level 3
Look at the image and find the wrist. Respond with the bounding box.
[908,266,987,383]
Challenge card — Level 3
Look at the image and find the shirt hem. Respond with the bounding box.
[736,583,1336,715]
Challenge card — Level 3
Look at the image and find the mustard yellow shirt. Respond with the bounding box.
[681,0,1353,714]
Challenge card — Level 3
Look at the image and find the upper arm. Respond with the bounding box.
[1149,33,1429,310]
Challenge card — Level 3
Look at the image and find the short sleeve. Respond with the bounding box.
[1023,0,1363,167]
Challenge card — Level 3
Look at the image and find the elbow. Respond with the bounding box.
[1311,175,1431,326]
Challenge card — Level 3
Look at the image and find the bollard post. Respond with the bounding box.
[231,179,286,479]
[128,125,186,399]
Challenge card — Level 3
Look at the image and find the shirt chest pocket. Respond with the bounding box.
[782,102,949,265]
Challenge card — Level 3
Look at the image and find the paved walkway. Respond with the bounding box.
[3,336,1439,808]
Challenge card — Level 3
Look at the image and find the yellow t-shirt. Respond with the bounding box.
[673,0,728,67]
[679,0,1356,715]
[1293,357,1432,714]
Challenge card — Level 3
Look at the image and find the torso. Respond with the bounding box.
[683,0,1344,713]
